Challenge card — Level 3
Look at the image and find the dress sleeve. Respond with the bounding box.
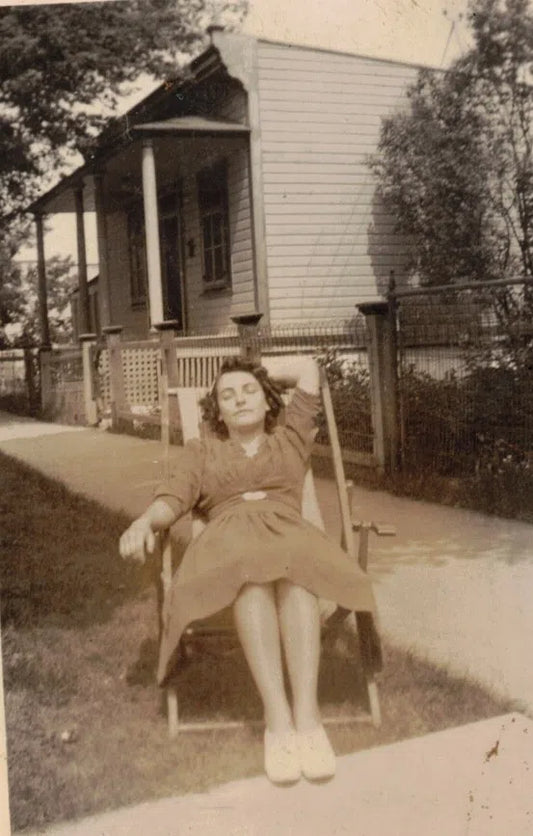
[282,386,321,461]
[153,438,205,518]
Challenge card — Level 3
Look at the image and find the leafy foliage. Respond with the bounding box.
[0,0,246,341]
[0,224,75,346]
[0,0,246,229]
[317,351,373,453]
[370,0,533,286]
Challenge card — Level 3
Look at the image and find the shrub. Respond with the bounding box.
[317,352,373,453]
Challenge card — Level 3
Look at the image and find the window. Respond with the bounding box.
[197,161,231,289]
[127,205,147,307]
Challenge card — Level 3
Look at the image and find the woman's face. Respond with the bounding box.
[216,370,270,434]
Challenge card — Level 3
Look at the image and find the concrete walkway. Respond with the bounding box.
[1,410,533,834]
[20,714,533,836]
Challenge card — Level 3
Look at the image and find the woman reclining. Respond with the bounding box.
[119,355,376,784]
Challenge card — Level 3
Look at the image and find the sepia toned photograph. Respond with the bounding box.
[1,0,532,833]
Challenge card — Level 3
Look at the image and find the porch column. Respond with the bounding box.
[141,139,164,327]
[94,171,112,329]
[34,213,51,347]
[74,184,90,335]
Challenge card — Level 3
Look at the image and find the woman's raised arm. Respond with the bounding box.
[261,356,320,395]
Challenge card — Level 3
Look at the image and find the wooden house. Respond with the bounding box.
[29,28,421,343]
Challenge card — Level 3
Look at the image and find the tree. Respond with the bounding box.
[0,0,246,343]
[370,0,533,287]
[0,0,246,231]
[0,228,75,347]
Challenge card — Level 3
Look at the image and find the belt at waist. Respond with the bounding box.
[205,494,301,522]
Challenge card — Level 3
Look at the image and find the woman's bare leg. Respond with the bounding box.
[276,579,335,779]
[233,582,293,733]
[275,579,321,732]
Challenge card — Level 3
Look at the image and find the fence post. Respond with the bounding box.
[357,300,399,474]
[157,322,180,450]
[39,346,53,417]
[23,346,38,414]
[103,326,125,430]
[79,333,98,426]
[231,313,263,360]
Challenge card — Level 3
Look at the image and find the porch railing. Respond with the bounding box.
[90,318,379,471]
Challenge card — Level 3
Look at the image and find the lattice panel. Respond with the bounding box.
[122,347,160,407]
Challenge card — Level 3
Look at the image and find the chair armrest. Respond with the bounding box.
[351,519,395,572]
[352,520,396,537]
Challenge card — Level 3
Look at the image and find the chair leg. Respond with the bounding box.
[366,673,382,728]
[167,686,179,739]
[355,611,383,672]
[355,611,383,727]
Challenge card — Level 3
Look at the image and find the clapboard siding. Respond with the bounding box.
[182,145,255,332]
[106,211,150,338]
[256,40,417,322]
[257,46,423,77]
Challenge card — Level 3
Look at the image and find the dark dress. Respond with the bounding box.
[155,387,377,685]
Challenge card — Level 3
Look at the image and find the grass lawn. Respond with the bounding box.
[1,450,515,832]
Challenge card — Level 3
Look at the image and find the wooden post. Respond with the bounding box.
[79,333,98,425]
[320,367,353,554]
[142,139,164,328]
[0,630,12,836]
[23,346,37,414]
[34,213,51,348]
[39,346,53,416]
[94,170,112,330]
[357,300,399,474]
[104,326,125,430]
[75,184,90,336]
[231,312,263,361]
[157,322,180,454]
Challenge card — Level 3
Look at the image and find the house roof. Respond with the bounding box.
[27,28,432,217]
[132,116,250,136]
[27,114,250,215]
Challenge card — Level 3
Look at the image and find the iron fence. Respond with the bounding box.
[393,278,533,479]
[255,319,372,453]
[0,347,39,414]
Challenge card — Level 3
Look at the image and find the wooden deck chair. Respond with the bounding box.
[158,370,394,737]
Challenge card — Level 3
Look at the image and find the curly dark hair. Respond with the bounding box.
[200,356,285,438]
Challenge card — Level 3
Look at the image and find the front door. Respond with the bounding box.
[159,188,185,330]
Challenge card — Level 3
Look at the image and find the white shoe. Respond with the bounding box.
[264,729,301,784]
[297,725,336,781]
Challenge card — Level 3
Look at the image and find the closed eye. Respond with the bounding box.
[219,384,259,399]
[219,390,235,401]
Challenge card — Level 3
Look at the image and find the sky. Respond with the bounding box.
[14,0,473,267]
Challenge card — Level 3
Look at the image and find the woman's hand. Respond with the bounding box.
[119,500,177,563]
[119,516,156,563]
[262,356,319,395]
